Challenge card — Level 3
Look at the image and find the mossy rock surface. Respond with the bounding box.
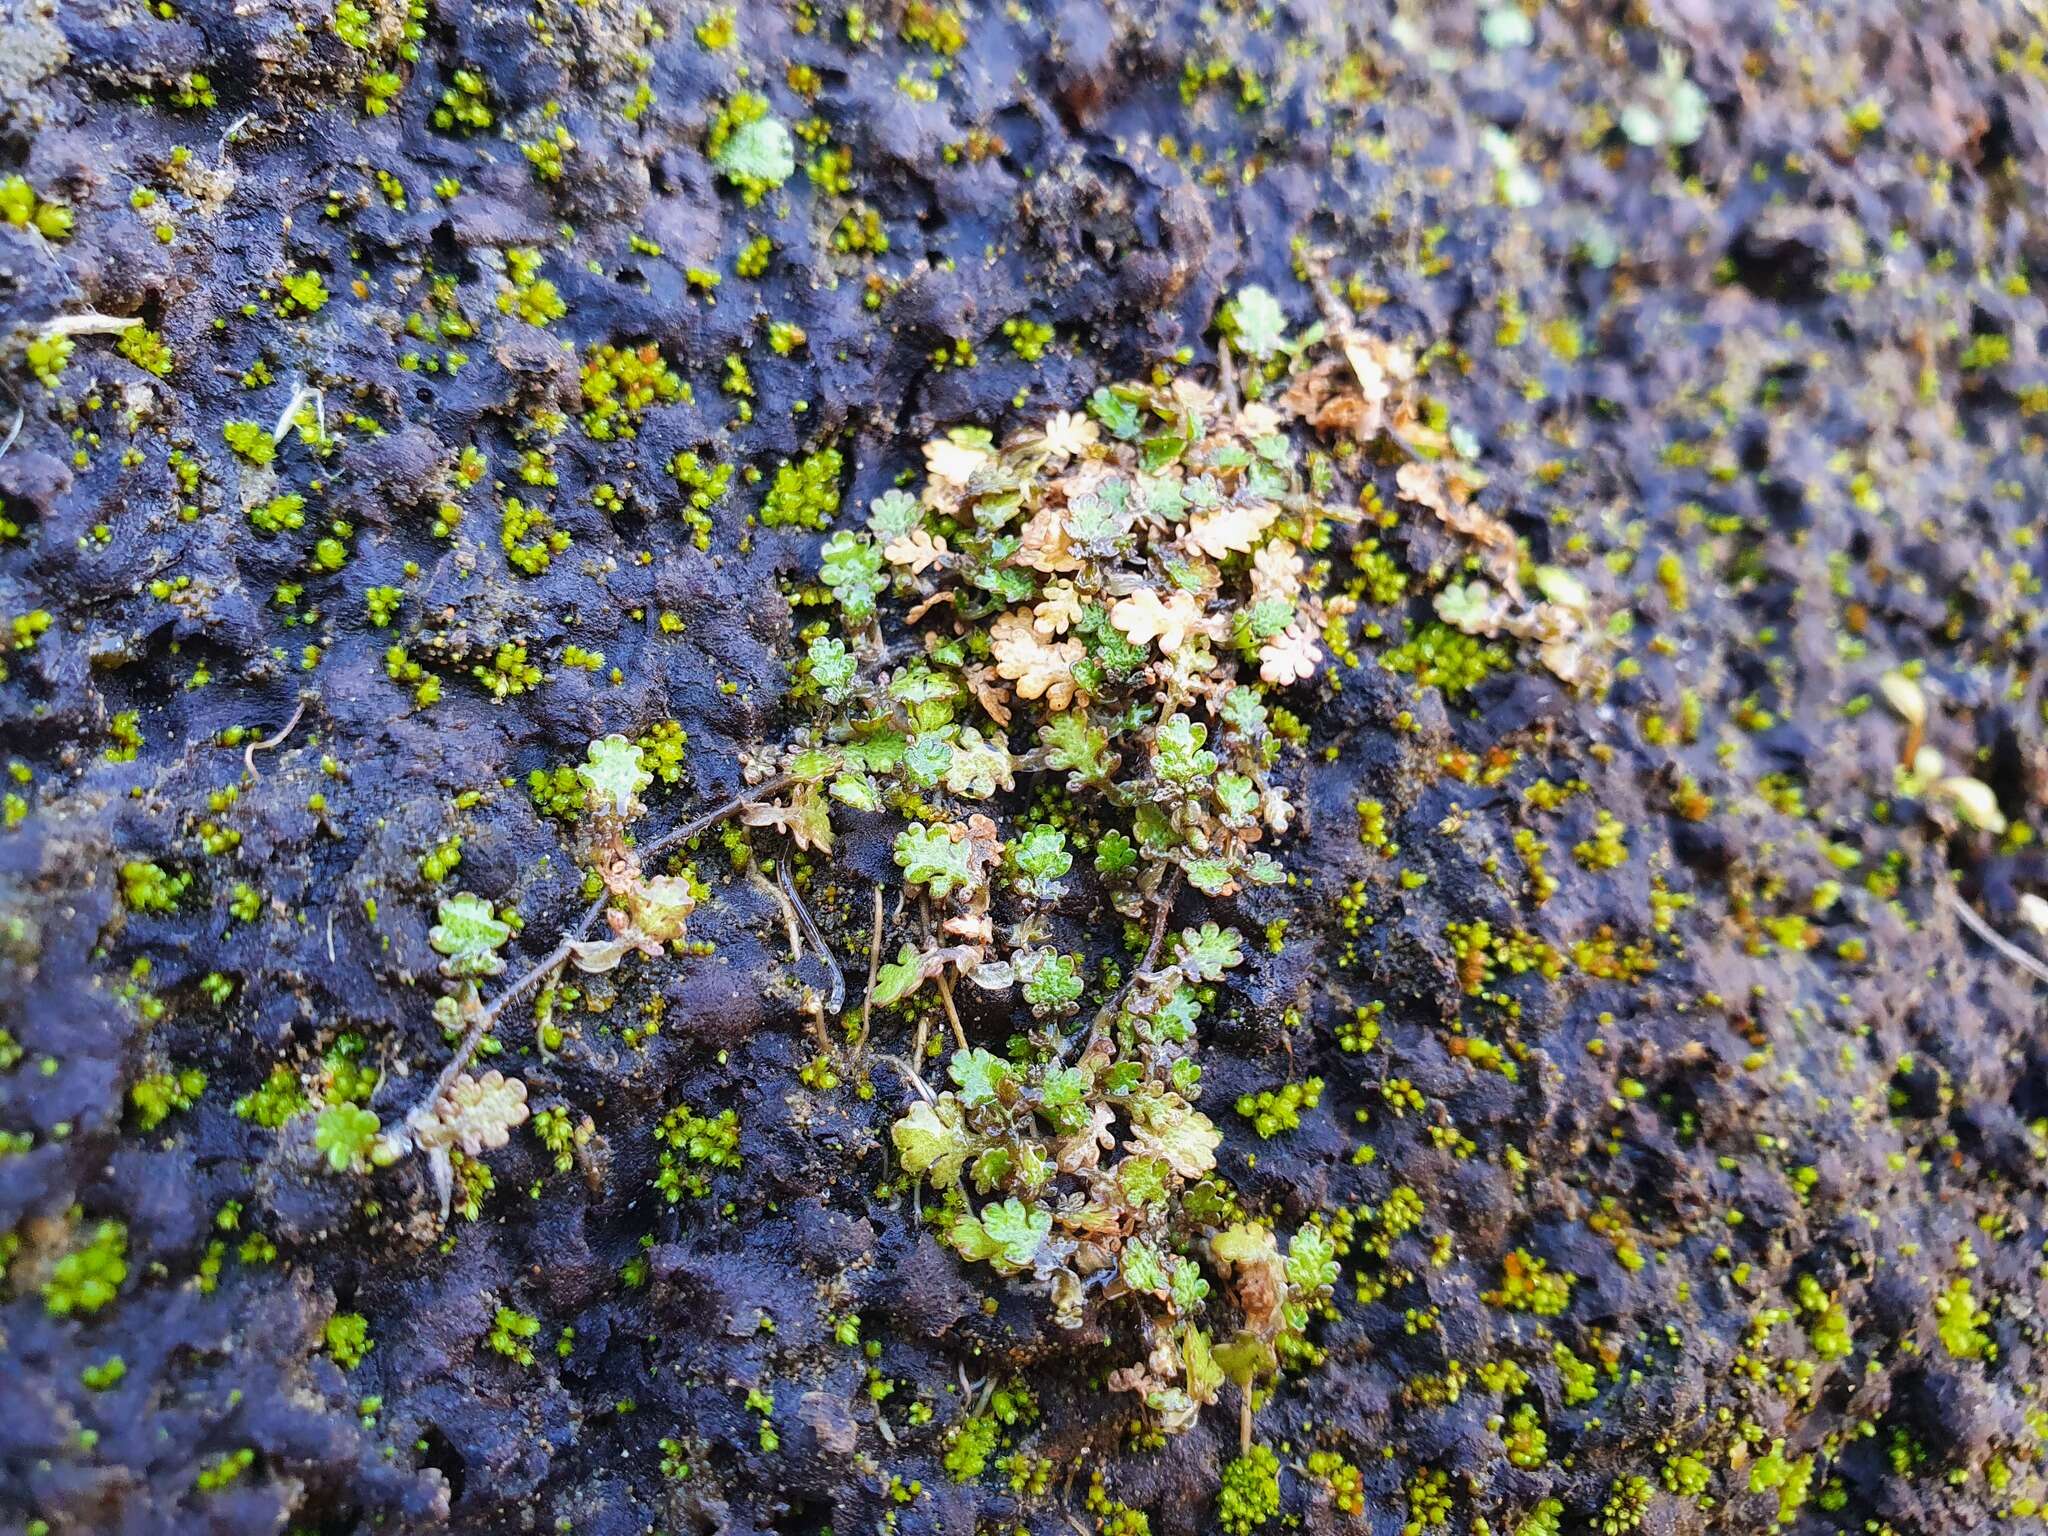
[4,3,2048,1535]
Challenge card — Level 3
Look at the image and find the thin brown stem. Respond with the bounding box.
[1139,869,1181,973]
[874,1052,937,1106]
[406,776,788,1130]
[858,884,883,1055]
[934,969,969,1055]
[1060,869,1181,1063]
[244,697,308,780]
[779,859,844,1013]
[910,899,935,1066]
[417,932,577,1122]
[1943,883,2048,987]
[637,772,793,862]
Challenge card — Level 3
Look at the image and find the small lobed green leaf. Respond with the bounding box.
[578,733,652,817]
[873,943,925,1007]
[430,893,511,978]
[894,821,990,900]
[1226,285,1289,360]
[948,1046,1013,1108]
[958,1197,1051,1272]
[716,115,795,188]
[1173,921,1244,982]
[891,1098,970,1187]
[1040,713,1114,785]
[314,1103,384,1173]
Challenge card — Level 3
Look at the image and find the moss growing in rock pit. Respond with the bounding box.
[44,1219,128,1316]
[0,174,72,238]
[1236,1076,1323,1137]
[708,92,795,205]
[580,343,686,440]
[324,1312,372,1368]
[653,1105,740,1200]
[759,446,843,529]
[120,860,189,914]
[1215,1444,1281,1534]
[486,1304,541,1366]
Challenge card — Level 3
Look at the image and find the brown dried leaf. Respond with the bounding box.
[924,435,988,488]
[1040,409,1099,460]
[1184,499,1278,560]
[1168,377,1216,414]
[1250,539,1304,598]
[1032,580,1084,637]
[962,664,1014,727]
[739,787,833,853]
[961,813,1003,884]
[1055,1101,1117,1173]
[1396,460,1519,594]
[883,527,950,574]
[1016,504,1083,573]
[903,588,955,624]
[1258,623,1322,687]
[990,610,1084,708]
[1110,586,1203,655]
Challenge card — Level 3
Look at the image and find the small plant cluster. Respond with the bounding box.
[388,736,709,1208]
[261,735,731,1215]
[761,371,1339,929]
[213,290,1598,1483]
[710,347,1360,1442]
[708,92,795,204]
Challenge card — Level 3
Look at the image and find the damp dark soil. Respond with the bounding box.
[4,2,2048,1535]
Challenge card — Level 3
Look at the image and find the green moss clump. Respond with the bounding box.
[501,498,569,574]
[487,1304,541,1364]
[943,1410,999,1481]
[0,174,72,239]
[637,721,689,785]
[131,1067,206,1130]
[1747,1442,1814,1525]
[1600,1474,1653,1533]
[1380,621,1511,696]
[280,269,329,314]
[249,493,305,535]
[27,333,72,388]
[473,642,541,699]
[528,763,585,820]
[1235,1077,1323,1137]
[581,342,686,439]
[499,248,566,326]
[223,420,276,466]
[121,860,190,913]
[735,235,773,277]
[760,447,843,529]
[117,326,174,376]
[1485,1248,1574,1316]
[433,67,493,132]
[1003,316,1055,360]
[1935,1276,1991,1359]
[235,1064,308,1128]
[669,452,733,548]
[653,1105,740,1200]
[1216,1445,1280,1534]
[44,1220,128,1316]
[325,1311,373,1367]
[195,1448,255,1491]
